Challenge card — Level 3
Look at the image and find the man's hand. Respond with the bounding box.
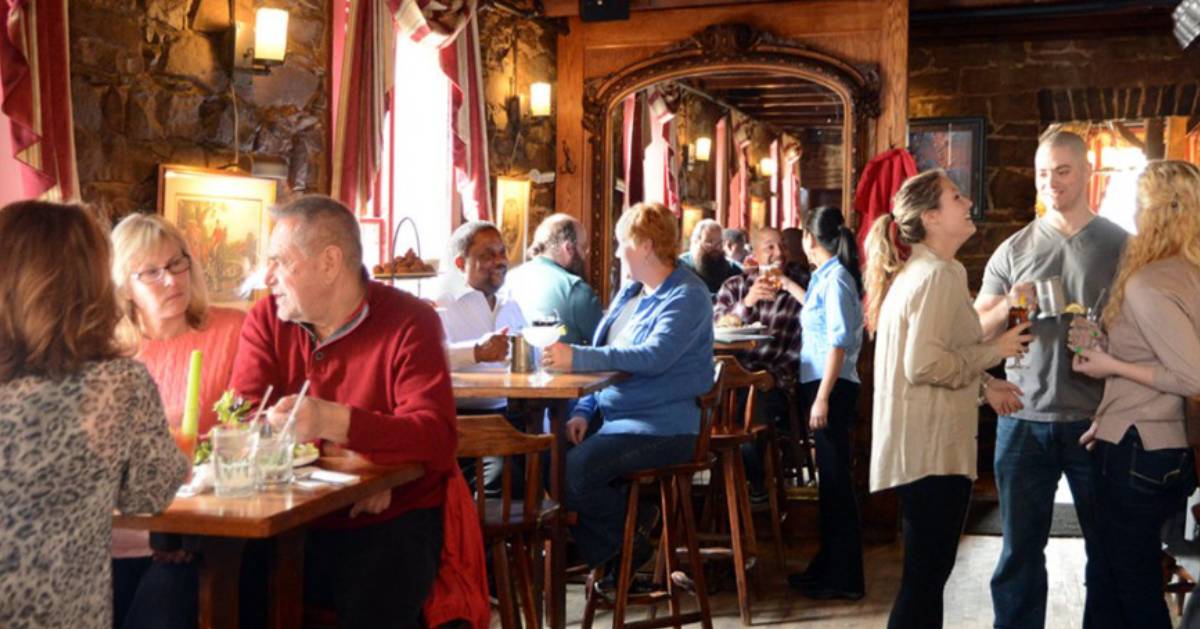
[349,490,392,518]
[474,326,510,363]
[1072,347,1119,380]
[542,342,573,373]
[268,394,351,444]
[742,279,778,308]
[566,416,589,445]
[984,379,1024,416]
[809,397,829,431]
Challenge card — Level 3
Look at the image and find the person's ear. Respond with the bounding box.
[319,245,343,282]
[455,254,467,273]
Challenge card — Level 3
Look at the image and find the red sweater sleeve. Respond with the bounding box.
[229,298,295,406]
[345,303,458,473]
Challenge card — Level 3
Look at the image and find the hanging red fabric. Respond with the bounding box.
[622,93,643,209]
[854,147,918,259]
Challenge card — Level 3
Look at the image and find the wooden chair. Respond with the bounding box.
[697,356,783,625]
[580,361,726,629]
[458,414,557,629]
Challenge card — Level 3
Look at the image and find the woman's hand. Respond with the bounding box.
[984,378,1024,416]
[993,321,1033,359]
[1078,420,1100,451]
[809,397,829,431]
[1068,317,1106,353]
[566,416,589,445]
[541,342,573,373]
[1072,347,1119,379]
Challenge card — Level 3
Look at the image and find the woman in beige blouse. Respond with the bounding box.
[864,169,1029,629]
[1071,160,1200,629]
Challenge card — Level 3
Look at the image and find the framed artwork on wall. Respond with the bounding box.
[496,176,531,267]
[157,165,277,306]
[908,117,987,220]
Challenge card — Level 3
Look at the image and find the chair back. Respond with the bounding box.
[456,415,554,527]
[714,355,775,435]
[692,360,727,464]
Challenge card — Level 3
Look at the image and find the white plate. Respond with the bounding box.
[293,451,319,467]
[715,323,767,336]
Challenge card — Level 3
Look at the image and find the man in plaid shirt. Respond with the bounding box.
[713,227,809,498]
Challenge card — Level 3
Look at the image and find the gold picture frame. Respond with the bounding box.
[495,176,531,266]
[157,165,277,306]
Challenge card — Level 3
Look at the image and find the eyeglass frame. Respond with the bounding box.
[130,253,192,285]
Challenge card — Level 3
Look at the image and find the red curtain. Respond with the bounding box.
[726,111,750,229]
[621,93,643,209]
[644,88,679,216]
[331,0,391,215]
[781,134,802,228]
[768,139,780,227]
[0,0,78,202]
[714,116,727,225]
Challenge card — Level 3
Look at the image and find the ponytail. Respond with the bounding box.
[803,206,863,296]
[864,214,905,335]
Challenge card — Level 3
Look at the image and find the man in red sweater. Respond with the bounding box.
[230,195,480,628]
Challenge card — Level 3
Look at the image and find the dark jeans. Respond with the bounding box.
[889,474,973,629]
[801,379,864,592]
[565,433,697,567]
[991,417,1099,629]
[737,386,792,491]
[112,557,197,629]
[1084,427,1197,629]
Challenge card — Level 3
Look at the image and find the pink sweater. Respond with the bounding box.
[112,306,246,558]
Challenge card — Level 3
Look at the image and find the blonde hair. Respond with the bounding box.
[864,169,947,333]
[111,213,209,346]
[0,201,124,382]
[1103,160,1200,325]
[616,202,679,267]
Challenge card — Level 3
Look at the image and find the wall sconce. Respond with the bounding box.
[694,137,712,162]
[530,82,552,117]
[233,7,289,74]
[759,157,777,178]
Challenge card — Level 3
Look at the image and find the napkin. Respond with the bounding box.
[176,463,214,497]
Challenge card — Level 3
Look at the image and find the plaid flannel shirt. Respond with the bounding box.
[713,269,804,384]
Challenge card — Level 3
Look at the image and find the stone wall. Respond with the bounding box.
[479,5,557,228]
[909,33,1200,285]
[71,0,329,223]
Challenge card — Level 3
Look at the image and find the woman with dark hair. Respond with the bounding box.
[786,206,866,599]
[0,201,188,629]
[865,171,1028,628]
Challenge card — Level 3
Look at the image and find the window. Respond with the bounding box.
[377,37,453,266]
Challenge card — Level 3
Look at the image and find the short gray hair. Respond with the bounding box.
[271,195,362,270]
[448,220,500,261]
[690,218,721,243]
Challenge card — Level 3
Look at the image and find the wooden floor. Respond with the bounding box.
[540,535,1088,629]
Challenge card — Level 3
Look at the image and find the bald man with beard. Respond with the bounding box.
[680,219,742,297]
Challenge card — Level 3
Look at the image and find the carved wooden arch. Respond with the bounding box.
[582,23,881,299]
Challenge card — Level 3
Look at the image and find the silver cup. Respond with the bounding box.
[1034,276,1067,319]
[509,335,534,374]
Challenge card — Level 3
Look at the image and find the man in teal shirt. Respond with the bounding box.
[503,214,603,345]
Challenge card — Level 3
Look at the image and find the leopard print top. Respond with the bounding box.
[0,358,189,629]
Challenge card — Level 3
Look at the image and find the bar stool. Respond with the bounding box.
[580,362,726,629]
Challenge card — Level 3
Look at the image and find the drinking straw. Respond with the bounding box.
[280,379,311,437]
[252,384,275,435]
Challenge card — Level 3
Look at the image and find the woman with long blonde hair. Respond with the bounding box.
[1072,160,1200,628]
[865,170,1029,629]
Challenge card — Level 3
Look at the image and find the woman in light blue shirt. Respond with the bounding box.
[788,206,866,600]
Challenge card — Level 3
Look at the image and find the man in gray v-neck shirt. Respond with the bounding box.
[974,131,1127,629]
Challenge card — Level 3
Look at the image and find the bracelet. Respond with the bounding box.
[978,372,995,405]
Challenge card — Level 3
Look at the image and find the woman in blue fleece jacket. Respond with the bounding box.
[541,202,715,569]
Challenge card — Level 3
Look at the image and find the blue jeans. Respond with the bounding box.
[565,433,697,567]
[991,417,1098,629]
[1084,428,1196,629]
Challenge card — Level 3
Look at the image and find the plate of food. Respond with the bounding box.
[714,318,767,336]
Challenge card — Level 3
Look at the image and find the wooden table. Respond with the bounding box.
[714,334,772,354]
[114,461,423,629]
[452,370,625,629]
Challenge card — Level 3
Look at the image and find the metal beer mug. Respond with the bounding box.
[1035,276,1067,318]
[509,335,535,374]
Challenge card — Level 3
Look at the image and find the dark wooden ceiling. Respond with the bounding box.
[680,73,843,135]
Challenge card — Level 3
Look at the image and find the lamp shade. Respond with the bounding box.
[530,82,552,117]
[694,136,712,162]
[255,8,289,62]
[759,157,777,178]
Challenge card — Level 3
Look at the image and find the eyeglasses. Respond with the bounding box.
[131,254,191,285]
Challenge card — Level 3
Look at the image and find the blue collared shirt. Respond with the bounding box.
[570,265,715,436]
[799,258,863,384]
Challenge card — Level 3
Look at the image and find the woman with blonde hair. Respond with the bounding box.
[109,212,246,629]
[865,170,1029,629]
[542,201,714,588]
[0,201,188,629]
[1071,160,1200,628]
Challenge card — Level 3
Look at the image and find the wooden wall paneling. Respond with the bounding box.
[556,17,587,225]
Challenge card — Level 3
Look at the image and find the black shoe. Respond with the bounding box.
[797,584,864,601]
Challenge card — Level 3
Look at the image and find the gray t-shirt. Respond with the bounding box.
[979,216,1128,422]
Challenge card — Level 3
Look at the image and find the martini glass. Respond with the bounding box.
[523,316,564,385]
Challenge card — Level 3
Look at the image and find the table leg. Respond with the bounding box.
[268,528,307,629]
[197,537,247,629]
[544,399,568,629]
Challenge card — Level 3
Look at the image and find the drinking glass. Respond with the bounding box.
[255,432,294,488]
[169,427,196,482]
[1007,293,1031,369]
[211,425,258,497]
[523,315,564,386]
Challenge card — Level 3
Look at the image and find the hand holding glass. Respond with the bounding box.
[523,316,564,385]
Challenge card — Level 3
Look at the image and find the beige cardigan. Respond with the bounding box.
[870,245,1005,492]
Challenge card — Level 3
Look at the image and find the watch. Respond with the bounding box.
[978,372,995,406]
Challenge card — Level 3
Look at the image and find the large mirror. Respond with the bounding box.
[583,24,881,300]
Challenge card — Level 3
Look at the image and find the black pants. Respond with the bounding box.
[889,474,972,629]
[802,379,864,592]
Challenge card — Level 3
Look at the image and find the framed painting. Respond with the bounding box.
[908,117,987,220]
[495,176,531,266]
[157,165,277,306]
